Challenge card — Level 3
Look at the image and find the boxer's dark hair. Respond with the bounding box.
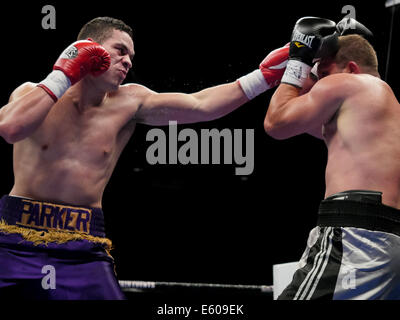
[77,17,133,44]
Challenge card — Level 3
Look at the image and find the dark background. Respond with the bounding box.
[0,0,399,298]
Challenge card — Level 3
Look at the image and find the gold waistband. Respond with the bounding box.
[0,219,112,254]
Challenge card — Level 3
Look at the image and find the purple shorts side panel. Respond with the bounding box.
[0,232,126,300]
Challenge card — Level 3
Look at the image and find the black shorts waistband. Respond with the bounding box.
[0,195,106,238]
[318,190,400,237]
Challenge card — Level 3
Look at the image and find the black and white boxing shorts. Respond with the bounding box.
[279,190,400,300]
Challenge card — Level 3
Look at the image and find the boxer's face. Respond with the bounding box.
[317,55,360,80]
[317,58,343,79]
[96,29,135,90]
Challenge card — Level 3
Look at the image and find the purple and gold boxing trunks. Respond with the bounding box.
[0,195,126,300]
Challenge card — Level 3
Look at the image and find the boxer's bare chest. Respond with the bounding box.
[32,95,136,164]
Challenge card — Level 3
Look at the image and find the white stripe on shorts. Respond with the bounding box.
[294,227,334,300]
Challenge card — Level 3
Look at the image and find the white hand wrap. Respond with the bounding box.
[38,70,71,102]
[310,61,319,79]
[281,60,312,88]
[238,69,271,100]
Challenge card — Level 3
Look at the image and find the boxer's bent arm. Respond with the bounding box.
[306,126,324,140]
[0,82,54,143]
[134,81,249,126]
[264,75,350,139]
[299,76,324,139]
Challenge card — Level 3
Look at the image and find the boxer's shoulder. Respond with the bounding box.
[312,73,371,99]
[94,83,156,123]
[107,83,156,110]
[116,83,156,99]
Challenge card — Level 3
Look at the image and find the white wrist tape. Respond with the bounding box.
[310,61,319,79]
[39,70,71,100]
[238,69,270,100]
[281,60,312,88]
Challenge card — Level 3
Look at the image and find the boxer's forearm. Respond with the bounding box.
[264,83,301,138]
[0,87,54,143]
[192,81,249,121]
[137,81,248,126]
[136,44,289,126]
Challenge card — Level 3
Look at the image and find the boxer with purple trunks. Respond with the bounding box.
[0,16,290,299]
[0,195,123,299]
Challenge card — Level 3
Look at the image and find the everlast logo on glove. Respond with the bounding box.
[292,30,315,48]
[61,45,78,59]
[281,17,337,88]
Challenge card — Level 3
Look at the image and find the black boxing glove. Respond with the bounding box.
[281,17,337,88]
[316,17,374,59]
[336,17,373,39]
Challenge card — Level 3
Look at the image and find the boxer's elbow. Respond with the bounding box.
[264,113,289,140]
[0,114,10,143]
[0,127,20,144]
[0,118,23,144]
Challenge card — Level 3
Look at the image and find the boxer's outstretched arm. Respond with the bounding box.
[135,81,248,125]
[134,44,289,126]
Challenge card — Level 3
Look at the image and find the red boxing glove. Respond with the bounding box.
[259,43,289,88]
[38,40,111,102]
[54,40,111,85]
[238,44,289,100]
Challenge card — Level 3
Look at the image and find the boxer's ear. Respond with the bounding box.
[346,61,361,74]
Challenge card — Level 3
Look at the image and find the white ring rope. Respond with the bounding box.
[119,280,273,294]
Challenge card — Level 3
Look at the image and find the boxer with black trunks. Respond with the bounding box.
[0,17,289,299]
[265,17,400,299]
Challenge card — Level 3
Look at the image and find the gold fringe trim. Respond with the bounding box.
[0,219,113,254]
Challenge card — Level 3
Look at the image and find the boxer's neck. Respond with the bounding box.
[67,78,108,111]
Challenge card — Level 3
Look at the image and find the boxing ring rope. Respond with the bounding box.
[119,280,273,294]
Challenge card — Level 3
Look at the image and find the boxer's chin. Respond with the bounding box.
[90,72,121,92]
